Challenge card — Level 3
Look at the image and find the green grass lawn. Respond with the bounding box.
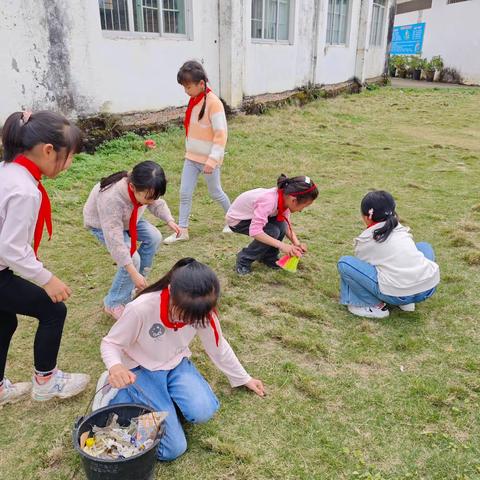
[1,86,480,480]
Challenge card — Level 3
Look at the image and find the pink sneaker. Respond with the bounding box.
[104,304,125,320]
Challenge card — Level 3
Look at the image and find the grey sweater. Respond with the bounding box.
[83,177,174,267]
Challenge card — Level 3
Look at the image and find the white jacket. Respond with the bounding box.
[354,222,440,296]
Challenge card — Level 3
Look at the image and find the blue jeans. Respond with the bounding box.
[178,159,231,228]
[90,218,162,308]
[109,358,220,461]
[338,242,437,307]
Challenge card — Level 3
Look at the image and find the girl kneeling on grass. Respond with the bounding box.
[0,111,90,407]
[337,191,440,319]
[83,161,180,320]
[93,258,264,461]
[226,175,318,275]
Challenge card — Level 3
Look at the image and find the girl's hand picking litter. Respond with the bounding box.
[281,243,303,258]
[167,221,181,237]
[109,364,136,389]
[44,275,72,303]
[299,243,308,253]
[245,378,266,397]
[130,271,148,291]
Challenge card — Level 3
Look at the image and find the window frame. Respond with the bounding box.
[250,0,295,45]
[325,0,352,47]
[99,0,192,40]
[369,0,386,48]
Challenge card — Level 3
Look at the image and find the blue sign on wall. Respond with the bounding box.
[391,23,426,55]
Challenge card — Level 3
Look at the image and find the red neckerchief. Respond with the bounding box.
[184,87,211,137]
[13,155,52,257]
[160,287,219,347]
[276,189,292,232]
[127,183,142,256]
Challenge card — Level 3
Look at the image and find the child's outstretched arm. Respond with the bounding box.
[198,314,265,397]
[148,199,180,236]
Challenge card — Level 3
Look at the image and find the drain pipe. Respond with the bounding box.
[310,0,321,86]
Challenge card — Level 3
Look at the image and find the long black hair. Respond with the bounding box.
[2,110,82,162]
[277,174,319,203]
[177,60,209,121]
[100,160,167,200]
[138,258,220,328]
[361,190,399,242]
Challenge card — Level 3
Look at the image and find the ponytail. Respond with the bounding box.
[198,83,208,121]
[360,190,398,243]
[2,110,82,162]
[99,160,167,199]
[277,174,319,203]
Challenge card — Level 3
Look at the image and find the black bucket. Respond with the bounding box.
[73,403,164,480]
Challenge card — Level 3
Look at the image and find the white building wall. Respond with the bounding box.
[395,0,480,85]
[0,0,393,124]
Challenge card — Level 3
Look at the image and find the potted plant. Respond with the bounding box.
[431,55,444,81]
[388,56,397,77]
[409,56,424,80]
[424,60,435,82]
[394,56,408,78]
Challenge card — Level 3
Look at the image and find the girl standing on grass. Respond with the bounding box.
[83,160,180,320]
[163,60,231,244]
[0,111,90,407]
[226,174,318,275]
[337,190,440,319]
[93,258,264,461]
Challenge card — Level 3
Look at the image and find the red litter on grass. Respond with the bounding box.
[144,139,156,149]
[276,255,300,273]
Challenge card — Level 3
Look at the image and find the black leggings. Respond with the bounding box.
[0,269,66,380]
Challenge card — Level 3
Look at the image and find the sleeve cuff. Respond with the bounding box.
[206,158,219,169]
[33,268,53,286]
[230,375,252,388]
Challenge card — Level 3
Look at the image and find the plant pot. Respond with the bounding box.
[425,70,435,82]
[413,69,422,80]
[434,70,441,82]
[398,69,407,79]
[389,66,396,77]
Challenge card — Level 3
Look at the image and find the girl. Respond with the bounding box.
[337,191,440,319]
[93,258,264,461]
[163,60,231,244]
[83,160,180,320]
[0,110,90,407]
[226,174,318,275]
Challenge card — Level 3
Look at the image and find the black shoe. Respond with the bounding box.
[260,258,281,270]
[236,264,252,276]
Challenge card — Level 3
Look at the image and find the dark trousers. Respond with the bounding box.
[231,217,287,266]
[0,269,66,381]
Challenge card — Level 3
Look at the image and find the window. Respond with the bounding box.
[370,0,386,47]
[326,0,350,45]
[99,0,129,31]
[251,0,291,42]
[99,0,188,36]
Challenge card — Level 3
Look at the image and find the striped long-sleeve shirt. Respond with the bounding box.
[185,91,227,169]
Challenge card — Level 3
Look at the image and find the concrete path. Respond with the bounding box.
[391,78,475,89]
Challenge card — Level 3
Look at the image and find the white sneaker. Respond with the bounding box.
[32,369,90,402]
[0,379,31,407]
[399,303,415,312]
[92,371,118,412]
[163,231,189,244]
[222,225,233,233]
[348,304,389,319]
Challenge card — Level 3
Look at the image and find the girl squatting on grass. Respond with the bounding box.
[93,258,264,461]
[337,191,440,319]
[0,111,90,407]
[83,161,180,320]
[163,60,232,244]
[226,175,318,275]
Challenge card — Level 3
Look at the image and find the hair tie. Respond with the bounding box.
[385,211,393,217]
[368,208,374,220]
[21,111,32,125]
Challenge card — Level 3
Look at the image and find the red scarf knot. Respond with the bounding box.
[184,87,211,137]
[13,155,52,257]
[160,288,219,347]
[127,183,142,256]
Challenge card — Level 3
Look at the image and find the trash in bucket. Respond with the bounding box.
[80,410,167,460]
[73,403,167,480]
